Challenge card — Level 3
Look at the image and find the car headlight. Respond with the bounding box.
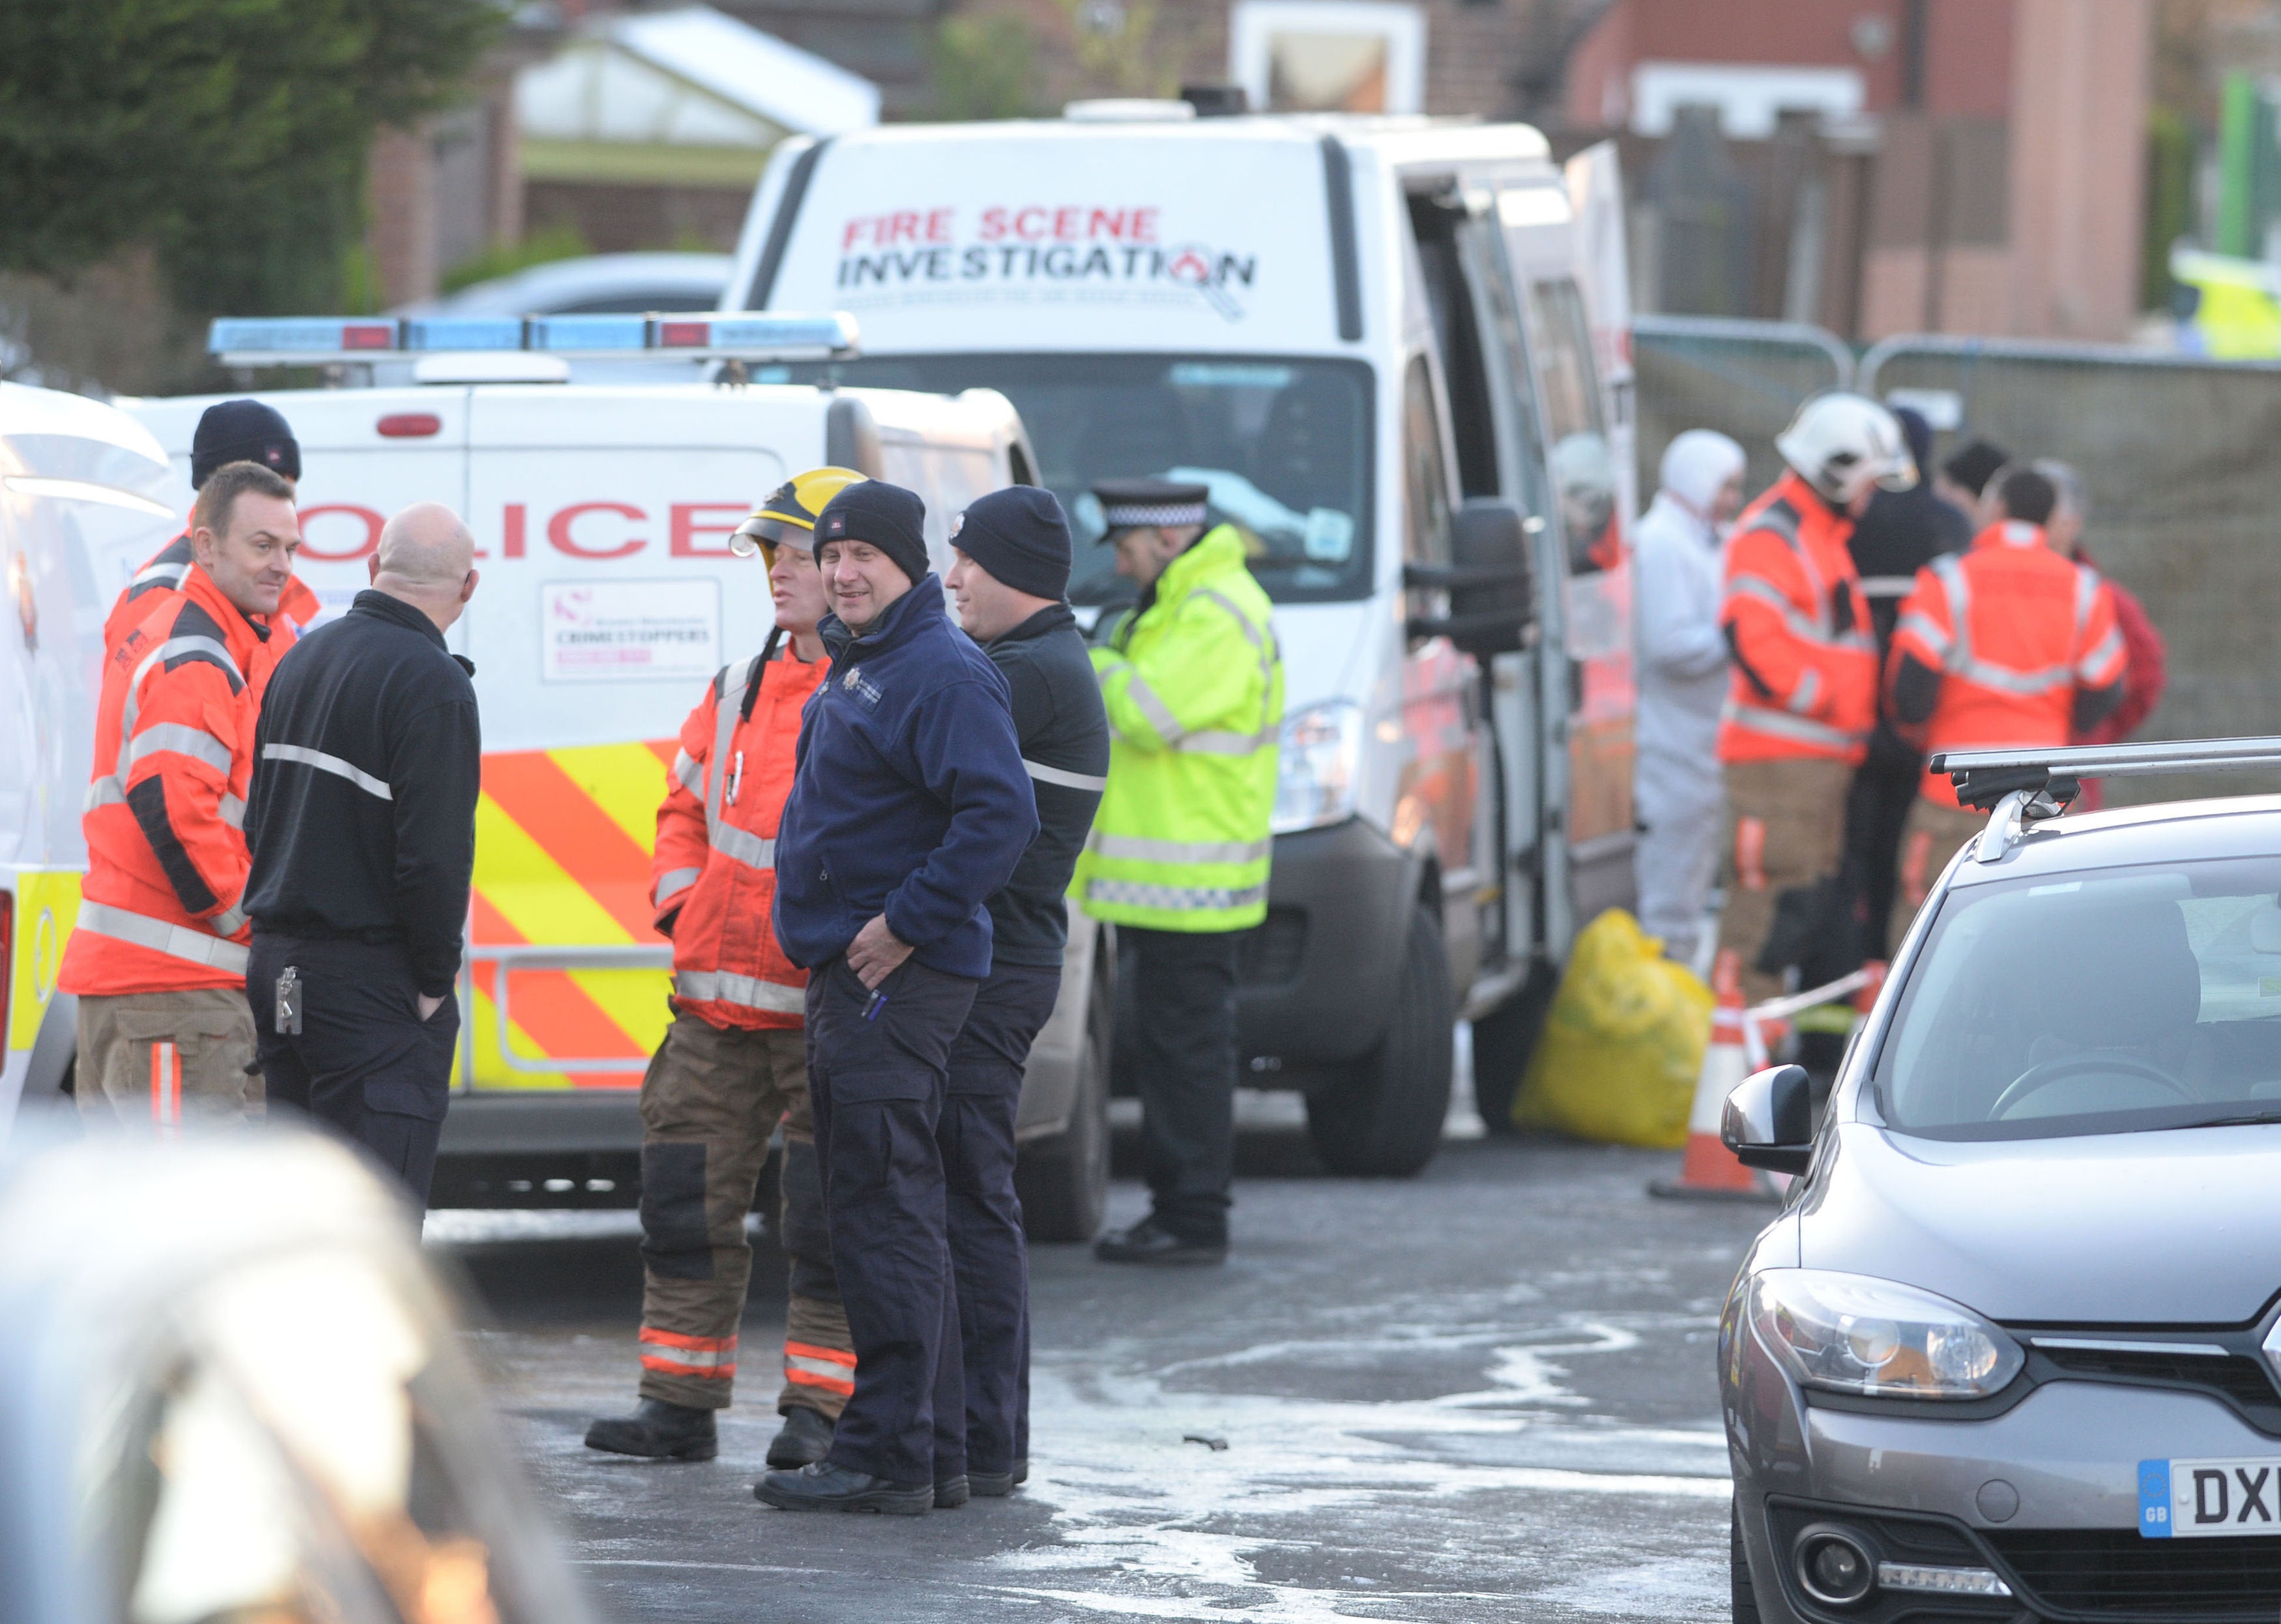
[1748,1269,2024,1400]
[1270,701,1363,835]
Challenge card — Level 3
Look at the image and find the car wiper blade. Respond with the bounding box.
[2173,1109,2281,1130]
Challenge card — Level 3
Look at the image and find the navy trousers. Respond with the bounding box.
[806,954,978,1486]
[247,932,458,1207]
[942,961,1060,1475]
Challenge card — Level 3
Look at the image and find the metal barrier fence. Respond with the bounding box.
[1633,315,1853,500]
[1860,336,2281,804]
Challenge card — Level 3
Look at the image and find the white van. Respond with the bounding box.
[0,384,183,1127]
[6,349,1113,1237]
[725,110,1640,1168]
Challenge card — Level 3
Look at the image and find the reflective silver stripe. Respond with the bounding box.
[85,775,124,812]
[1179,729,1274,757]
[1896,611,1951,658]
[712,823,776,871]
[262,742,393,801]
[210,905,247,936]
[74,900,249,974]
[1857,574,1917,600]
[1086,830,1271,865]
[133,561,188,588]
[1721,700,1864,751]
[1788,667,1822,715]
[1024,758,1107,792]
[1085,877,1268,913]
[1748,504,1801,545]
[1728,574,1823,642]
[1954,658,2073,696]
[1122,673,1187,744]
[2076,624,2125,682]
[705,654,763,843]
[674,969,806,1014]
[1195,585,1281,696]
[128,721,234,775]
[2074,562,2099,631]
[671,748,705,798]
[653,866,701,907]
[221,794,245,830]
[154,635,243,687]
[784,1348,854,1381]
[1930,557,1972,674]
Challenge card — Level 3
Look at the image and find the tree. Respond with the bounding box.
[0,0,501,315]
[930,13,1038,121]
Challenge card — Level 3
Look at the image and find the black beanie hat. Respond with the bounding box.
[1940,438,2010,500]
[816,478,929,588]
[952,486,1071,602]
[192,399,300,489]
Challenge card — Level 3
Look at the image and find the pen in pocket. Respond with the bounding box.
[864,989,887,1022]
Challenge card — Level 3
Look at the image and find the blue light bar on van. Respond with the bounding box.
[207,312,861,366]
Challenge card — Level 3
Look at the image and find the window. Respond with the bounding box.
[1401,355,1452,571]
[1522,278,1617,575]
[1876,857,2281,1142]
[772,353,1375,605]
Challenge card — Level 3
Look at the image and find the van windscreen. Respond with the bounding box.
[770,353,1374,605]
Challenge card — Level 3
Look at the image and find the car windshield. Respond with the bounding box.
[1874,856,2281,1141]
[765,352,1375,605]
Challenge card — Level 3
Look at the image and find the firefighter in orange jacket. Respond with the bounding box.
[104,399,319,656]
[1715,394,1916,1002]
[585,467,865,1473]
[1885,465,2127,942]
[57,462,302,1131]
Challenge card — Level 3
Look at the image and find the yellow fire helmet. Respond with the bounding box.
[731,465,869,560]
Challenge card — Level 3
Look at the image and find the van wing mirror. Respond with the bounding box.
[1721,1064,1813,1174]
[1402,498,1536,659]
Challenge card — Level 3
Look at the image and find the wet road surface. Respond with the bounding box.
[428,1101,1767,1623]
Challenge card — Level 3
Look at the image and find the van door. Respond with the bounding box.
[1494,184,1638,953]
[457,390,790,1094]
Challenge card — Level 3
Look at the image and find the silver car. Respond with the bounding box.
[1720,739,2281,1624]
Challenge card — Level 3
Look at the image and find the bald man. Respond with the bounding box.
[242,502,482,1203]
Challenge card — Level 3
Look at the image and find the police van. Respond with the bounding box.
[3,332,1115,1238]
[0,384,182,1130]
[726,109,1640,1168]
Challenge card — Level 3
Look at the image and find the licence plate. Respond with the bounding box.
[2140,1458,2281,1537]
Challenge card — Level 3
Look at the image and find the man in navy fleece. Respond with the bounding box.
[759,478,1038,1516]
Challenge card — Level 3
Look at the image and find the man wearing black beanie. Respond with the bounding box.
[763,478,1038,1514]
[104,399,313,656]
[939,485,1109,1495]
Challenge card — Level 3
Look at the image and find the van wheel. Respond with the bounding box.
[1016,960,1112,1243]
[1468,963,1556,1136]
[1304,901,1453,1176]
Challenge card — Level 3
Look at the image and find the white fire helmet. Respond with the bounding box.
[1773,392,1919,506]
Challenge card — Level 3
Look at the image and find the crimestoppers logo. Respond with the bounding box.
[832,207,1257,322]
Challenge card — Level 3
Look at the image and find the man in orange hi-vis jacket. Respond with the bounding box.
[1885,465,2127,946]
[58,461,302,1131]
[1715,394,1917,1003]
[585,467,865,1473]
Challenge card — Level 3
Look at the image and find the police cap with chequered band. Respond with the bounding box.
[1092,477,1210,539]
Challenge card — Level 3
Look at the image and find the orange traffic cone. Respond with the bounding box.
[1649,950,1775,1202]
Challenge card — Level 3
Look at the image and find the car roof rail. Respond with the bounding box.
[1929,738,2281,862]
[207,311,860,367]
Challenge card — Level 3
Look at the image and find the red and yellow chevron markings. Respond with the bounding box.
[464,740,680,1090]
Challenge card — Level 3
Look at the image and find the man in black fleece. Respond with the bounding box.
[242,502,481,1204]
[941,486,1109,1496]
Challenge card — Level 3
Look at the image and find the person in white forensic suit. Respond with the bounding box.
[1632,429,1747,966]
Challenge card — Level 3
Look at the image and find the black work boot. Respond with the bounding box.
[584,1397,718,1461]
[968,1468,1017,1497]
[1094,1217,1226,1266]
[753,1460,931,1515]
[934,1473,970,1509]
[765,1405,835,1470]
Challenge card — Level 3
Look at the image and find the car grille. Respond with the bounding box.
[2034,1344,2280,1412]
[1987,1528,2281,1619]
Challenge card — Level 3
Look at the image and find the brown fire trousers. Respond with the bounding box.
[1713,757,1853,1006]
[633,1011,853,1416]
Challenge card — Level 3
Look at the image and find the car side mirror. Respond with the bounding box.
[1402,497,1536,659]
[1721,1064,1814,1174]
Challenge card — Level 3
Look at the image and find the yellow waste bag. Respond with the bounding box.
[1511,908,1713,1148]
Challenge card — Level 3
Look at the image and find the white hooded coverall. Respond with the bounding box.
[1632,429,1747,964]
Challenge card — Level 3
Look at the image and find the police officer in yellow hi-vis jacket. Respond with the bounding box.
[1077,479,1283,1266]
